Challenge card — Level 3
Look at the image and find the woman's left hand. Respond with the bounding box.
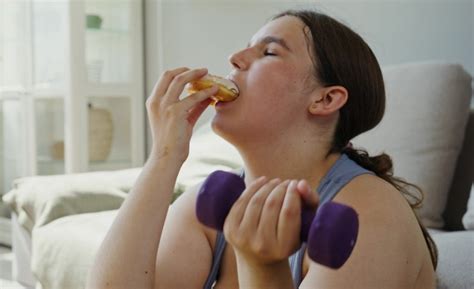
[223,177,319,266]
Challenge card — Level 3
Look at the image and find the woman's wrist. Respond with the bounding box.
[235,255,295,289]
[148,146,188,165]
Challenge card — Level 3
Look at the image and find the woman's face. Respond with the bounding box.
[212,16,318,144]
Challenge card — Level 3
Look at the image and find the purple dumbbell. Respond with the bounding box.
[196,170,359,269]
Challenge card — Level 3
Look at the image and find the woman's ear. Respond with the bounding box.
[308,85,348,116]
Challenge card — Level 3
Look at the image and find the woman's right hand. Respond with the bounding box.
[146,67,219,163]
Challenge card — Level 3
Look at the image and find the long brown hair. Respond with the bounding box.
[273,10,438,269]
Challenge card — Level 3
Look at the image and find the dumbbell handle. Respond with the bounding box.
[196,170,358,269]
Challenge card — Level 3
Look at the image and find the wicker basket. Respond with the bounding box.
[50,105,113,161]
[88,105,113,161]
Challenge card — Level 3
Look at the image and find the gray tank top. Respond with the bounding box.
[202,153,374,289]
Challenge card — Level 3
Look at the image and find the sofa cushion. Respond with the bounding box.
[31,210,117,289]
[353,62,472,229]
[428,229,474,289]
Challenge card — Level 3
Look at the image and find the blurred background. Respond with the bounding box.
[0,0,472,244]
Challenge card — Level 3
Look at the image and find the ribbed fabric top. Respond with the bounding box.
[202,153,374,289]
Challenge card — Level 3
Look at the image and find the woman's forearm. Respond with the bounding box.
[86,155,183,289]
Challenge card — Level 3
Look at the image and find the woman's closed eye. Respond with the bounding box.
[263,49,277,56]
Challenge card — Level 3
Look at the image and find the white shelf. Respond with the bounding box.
[0,0,145,181]
[86,28,130,35]
[0,217,11,247]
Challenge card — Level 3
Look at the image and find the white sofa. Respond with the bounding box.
[3,61,473,289]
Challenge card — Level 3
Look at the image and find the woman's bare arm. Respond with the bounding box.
[86,67,219,289]
[86,157,182,289]
[154,184,214,289]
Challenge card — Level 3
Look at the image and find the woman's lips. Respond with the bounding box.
[224,77,241,106]
[226,76,240,94]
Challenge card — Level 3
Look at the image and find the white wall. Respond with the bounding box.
[144,0,473,152]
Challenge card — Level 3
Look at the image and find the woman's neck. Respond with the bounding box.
[237,138,341,192]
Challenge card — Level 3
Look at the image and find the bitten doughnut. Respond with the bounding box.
[188,74,239,105]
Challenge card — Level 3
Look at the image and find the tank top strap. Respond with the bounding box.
[316,154,375,205]
[291,153,375,287]
[202,232,227,289]
[289,242,307,288]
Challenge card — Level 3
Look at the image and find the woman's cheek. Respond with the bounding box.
[249,67,296,98]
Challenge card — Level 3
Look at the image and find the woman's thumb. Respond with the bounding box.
[296,179,319,209]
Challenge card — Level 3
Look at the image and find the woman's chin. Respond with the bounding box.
[211,115,242,145]
[210,116,227,137]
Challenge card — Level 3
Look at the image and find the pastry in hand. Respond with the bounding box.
[188,74,239,105]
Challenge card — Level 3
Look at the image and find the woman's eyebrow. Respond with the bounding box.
[247,36,292,52]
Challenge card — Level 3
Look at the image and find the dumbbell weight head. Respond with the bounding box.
[308,202,359,269]
[196,170,245,230]
[196,170,359,269]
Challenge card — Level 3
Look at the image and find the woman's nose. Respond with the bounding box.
[228,49,249,70]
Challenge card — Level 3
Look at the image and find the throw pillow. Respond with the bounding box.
[353,61,472,229]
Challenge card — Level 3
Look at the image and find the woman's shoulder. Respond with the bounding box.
[334,173,409,216]
[300,174,430,288]
[333,173,428,261]
[333,174,426,240]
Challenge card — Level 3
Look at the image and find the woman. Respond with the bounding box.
[87,9,438,289]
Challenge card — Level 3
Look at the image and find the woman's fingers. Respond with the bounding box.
[224,176,267,237]
[277,180,302,250]
[296,179,319,209]
[180,85,218,111]
[150,67,189,100]
[258,180,291,238]
[162,68,209,104]
[186,98,214,126]
[224,177,318,263]
[239,179,288,232]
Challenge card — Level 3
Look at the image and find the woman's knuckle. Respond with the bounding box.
[232,234,245,247]
[253,240,269,256]
[174,74,186,83]
[145,99,152,109]
[232,199,241,208]
[250,196,264,207]
[163,70,174,79]
[164,106,177,117]
[264,197,279,209]
[145,99,158,111]
[282,206,297,218]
